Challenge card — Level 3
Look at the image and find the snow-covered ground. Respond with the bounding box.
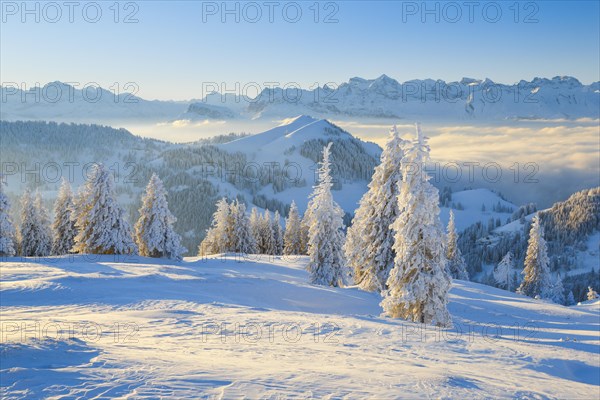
[1,255,598,399]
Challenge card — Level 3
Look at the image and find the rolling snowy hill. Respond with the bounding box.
[1,254,598,399]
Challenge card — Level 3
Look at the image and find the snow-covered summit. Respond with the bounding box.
[221,115,365,154]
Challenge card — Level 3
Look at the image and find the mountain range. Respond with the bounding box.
[2,76,598,123]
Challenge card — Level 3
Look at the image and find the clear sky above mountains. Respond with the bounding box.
[1,1,599,100]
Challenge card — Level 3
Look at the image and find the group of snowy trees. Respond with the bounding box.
[198,124,460,326]
[199,197,313,258]
[345,126,406,292]
[486,213,580,305]
[199,198,293,257]
[0,166,185,260]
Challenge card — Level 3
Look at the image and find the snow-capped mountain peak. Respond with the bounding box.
[277,114,318,128]
[1,76,598,123]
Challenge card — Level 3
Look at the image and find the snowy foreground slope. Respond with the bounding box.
[1,255,599,399]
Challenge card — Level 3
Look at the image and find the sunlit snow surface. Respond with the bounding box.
[1,255,598,399]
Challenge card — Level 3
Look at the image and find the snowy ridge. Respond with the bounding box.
[220,115,321,153]
[0,82,187,122]
[1,255,598,398]
[204,75,600,121]
[2,76,598,123]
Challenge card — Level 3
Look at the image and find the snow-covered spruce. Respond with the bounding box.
[344,125,407,292]
[51,179,77,255]
[549,273,566,304]
[305,143,347,287]
[446,210,469,281]
[34,191,52,257]
[380,124,452,327]
[272,210,284,256]
[299,214,309,255]
[200,198,258,255]
[72,164,137,255]
[283,201,303,255]
[566,290,576,305]
[494,251,515,291]
[249,207,263,253]
[230,200,256,254]
[19,189,52,257]
[0,179,16,256]
[18,189,35,256]
[199,198,232,255]
[517,215,552,299]
[587,286,598,301]
[259,210,276,256]
[135,174,186,260]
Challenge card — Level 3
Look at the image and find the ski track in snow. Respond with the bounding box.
[1,255,598,399]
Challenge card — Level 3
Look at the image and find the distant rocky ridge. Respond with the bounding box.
[2,75,598,123]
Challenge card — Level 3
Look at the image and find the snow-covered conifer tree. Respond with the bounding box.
[283,201,303,255]
[587,286,598,301]
[230,200,256,254]
[549,274,565,304]
[34,190,52,256]
[344,126,407,291]
[52,179,77,255]
[494,251,514,291]
[72,164,137,255]
[446,210,469,281]
[299,216,309,255]
[19,189,36,256]
[135,174,186,260]
[517,215,551,299]
[380,124,452,327]
[259,210,275,255]
[272,210,284,255]
[199,198,232,255]
[111,207,138,255]
[305,143,347,287]
[0,179,16,256]
[249,207,263,253]
[566,290,576,306]
[19,189,51,257]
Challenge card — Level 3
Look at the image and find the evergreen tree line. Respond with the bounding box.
[198,198,306,257]
[0,166,186,260]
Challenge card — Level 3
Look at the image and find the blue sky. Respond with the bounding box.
[1,1,599,100]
